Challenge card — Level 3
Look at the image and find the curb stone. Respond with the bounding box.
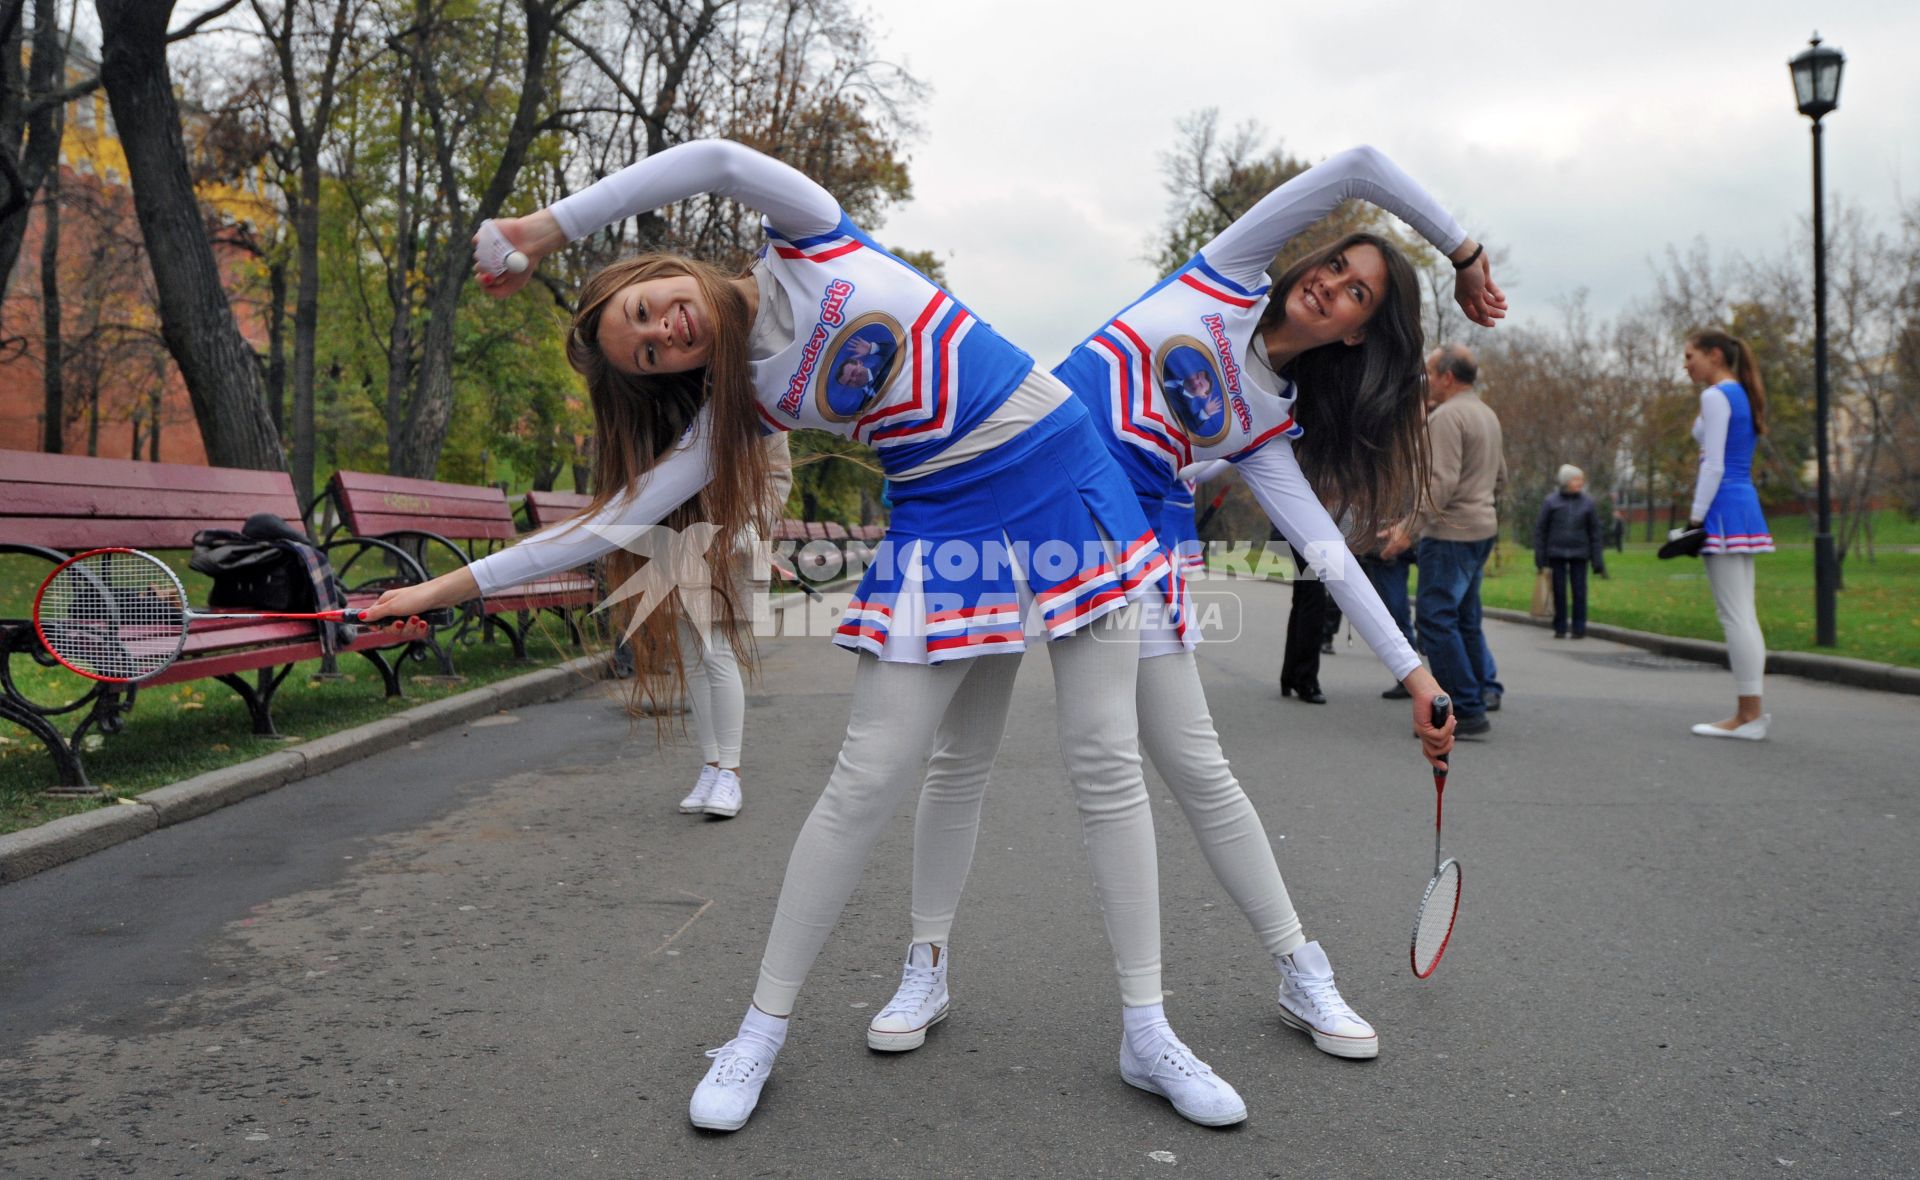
[0,802,158,884]
[0,653,606,887]
[1485,608,1920,696]
[139,751,307,827]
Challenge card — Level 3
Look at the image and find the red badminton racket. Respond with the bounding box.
[32,547,450,684]
[1410,693,1462,978]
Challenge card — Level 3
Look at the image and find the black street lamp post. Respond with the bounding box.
[1790,33,1844,647]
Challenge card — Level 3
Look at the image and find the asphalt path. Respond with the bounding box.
[2,579,1915,1179]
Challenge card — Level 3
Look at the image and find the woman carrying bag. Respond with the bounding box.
[1533,464,1606,638]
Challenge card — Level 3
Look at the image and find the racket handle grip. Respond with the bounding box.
[342,607,456,628]
[1430,694,1451,730]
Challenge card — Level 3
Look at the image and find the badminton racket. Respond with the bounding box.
[1193,485,1232,533]
[33,547,451,684]
[769,559,824,602]
[1410,693,1462,979]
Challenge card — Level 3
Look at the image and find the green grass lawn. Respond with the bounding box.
[1479,542,1920,668]
[1,549,590,836]
[1201,509,1920,670]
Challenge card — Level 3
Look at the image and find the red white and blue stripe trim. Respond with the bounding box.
[1090,319,1186,473]
[924,598,1024,656]
[1035,530,1165,638]
[857,290,968,448]
[834,597,893,655]
[1701,531,1775,554]
[767,225,865,265]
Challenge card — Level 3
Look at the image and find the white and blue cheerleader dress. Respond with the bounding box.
[1053,145,1470,672]
[460,139,1170,665]
[1689,381,1773,555]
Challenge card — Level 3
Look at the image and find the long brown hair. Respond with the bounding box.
[1259,231,1430,539]
[1686,327,1769,435]
[563,253,776,718]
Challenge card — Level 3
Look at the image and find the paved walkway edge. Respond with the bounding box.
[0,654,608,886]
[1484,607,1920,696]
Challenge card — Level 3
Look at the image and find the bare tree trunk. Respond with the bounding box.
[390,0,555,479]
[85,375,98,455]
[255,0,354,506]
[96,0,284,471]
[382,76,416,463]
[266,256,287,432]
[38,153,61,451]
[0,0,70,306]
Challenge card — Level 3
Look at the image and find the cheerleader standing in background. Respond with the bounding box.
[869,145,1497,1068]
[361,139,1245,1130]
[1680,329,1774,740]
[675,433,794,819]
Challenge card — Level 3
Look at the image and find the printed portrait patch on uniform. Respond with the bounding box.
[817,312,906,422]
[1154,336,1231,448]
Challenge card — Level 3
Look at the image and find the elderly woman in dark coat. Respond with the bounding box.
[1534,464,1606,638]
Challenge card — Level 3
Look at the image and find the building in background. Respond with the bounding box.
[0,44,276,463]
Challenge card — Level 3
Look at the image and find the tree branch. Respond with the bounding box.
[166,0,246,42]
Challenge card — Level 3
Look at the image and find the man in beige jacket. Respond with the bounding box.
[1388,344,1506,735]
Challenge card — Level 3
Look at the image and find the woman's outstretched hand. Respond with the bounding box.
[358,568,480,624]
[472,212,564,299]
[1404,667,1456,770]
[1451,240,1508,328]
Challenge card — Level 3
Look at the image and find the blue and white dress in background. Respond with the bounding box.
[1689,381,1773,555]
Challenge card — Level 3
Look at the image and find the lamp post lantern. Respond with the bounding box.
[1790,32,1843,647]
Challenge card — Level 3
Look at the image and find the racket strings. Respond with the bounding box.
[37,551,189,681]
[1412,860,1461,977]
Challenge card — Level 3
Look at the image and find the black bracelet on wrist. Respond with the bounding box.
[1452,242,1484,271]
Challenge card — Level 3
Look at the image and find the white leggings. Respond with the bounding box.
[912,650,1306,960]
[680,620,744,767]
[753,606,1162,1013]
[1704,554,1766,696]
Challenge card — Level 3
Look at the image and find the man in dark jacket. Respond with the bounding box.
[1533,464,1607,639]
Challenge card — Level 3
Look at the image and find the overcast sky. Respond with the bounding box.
[864,0,1920,364]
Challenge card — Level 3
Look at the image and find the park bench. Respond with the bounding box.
[318,470,597,672]
[0,449,433,790]
[520,489,594,532]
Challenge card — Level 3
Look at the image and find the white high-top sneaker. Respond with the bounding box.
[1276,940,1379,1059]
[679,765,719,814]
[867,942,950,1051]
[689,1027,782,1131]
[703,769,743,818]
[1118,1026,1248,1127]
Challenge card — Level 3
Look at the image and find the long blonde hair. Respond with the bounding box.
[566,253,776,718]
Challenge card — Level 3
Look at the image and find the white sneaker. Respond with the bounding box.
[679,765,719,813]
[1119,1029,1248,1127]
[1690,714,1770,741]
[1276,941,1378,1059]
[703,769,743,818]
[688,1035,778,1131]
[867,942,950,1051]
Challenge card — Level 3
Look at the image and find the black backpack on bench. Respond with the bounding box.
[191,514,322,612]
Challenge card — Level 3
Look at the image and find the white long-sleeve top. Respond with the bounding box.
[1186,450,1422,681]
[1070,144,1464,679]
[1688,385,1731,524]
[466,140,1042,596]
[1200,144,1467,291]
[470,413,717,596]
